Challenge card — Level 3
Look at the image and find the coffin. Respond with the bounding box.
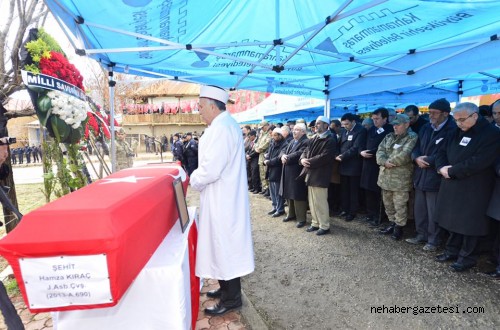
[0,164,188,312]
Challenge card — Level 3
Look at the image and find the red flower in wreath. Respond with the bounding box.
[39,51,85,91]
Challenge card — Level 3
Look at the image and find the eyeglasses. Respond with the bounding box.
[454,112,476,123]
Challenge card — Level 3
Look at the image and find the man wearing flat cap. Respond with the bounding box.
[299,115,338,235]
[190,85,255,315]
[377,114,418,240]
[406,98,456,251]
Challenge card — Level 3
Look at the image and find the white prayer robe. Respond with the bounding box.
[190,111,255,280]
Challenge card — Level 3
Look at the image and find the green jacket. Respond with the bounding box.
[376,130,418,191]
[116,139,134,171]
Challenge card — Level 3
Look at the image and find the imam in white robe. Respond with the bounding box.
[190,111,255,280]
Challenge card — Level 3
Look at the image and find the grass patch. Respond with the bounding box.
[16,183,48,215]
[3,277,20,296]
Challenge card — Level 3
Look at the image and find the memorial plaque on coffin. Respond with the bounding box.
[0,164,188,312]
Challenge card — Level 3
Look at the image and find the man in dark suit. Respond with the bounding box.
[300,116,337,235]
[245,130,261,193]
[280,123,309,228]
[435,102,500,272]
[492,100,500,130]
[264,128,288,217]
[360,108,393,226]
[404,104,428,134]
[336,113,367,221]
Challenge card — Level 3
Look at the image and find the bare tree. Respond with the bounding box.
[0,0,48,232]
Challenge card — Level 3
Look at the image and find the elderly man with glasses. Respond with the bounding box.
[434,102,500,272]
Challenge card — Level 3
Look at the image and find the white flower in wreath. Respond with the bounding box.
[47,91,90,128]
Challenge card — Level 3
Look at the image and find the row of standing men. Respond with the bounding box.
[244,98,500,275]
[11,145,42,164]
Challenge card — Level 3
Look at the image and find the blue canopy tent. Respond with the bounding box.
[44,0,500,115]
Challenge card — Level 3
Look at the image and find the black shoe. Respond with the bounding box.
[435,253,458,263]
[316,228,330,236]
[206,288,222,298]
[249,188,255,193]
[306,226,319,232]
[267,209,277,215]
[283,216,296,222]
[204,302,242,316]
[296,221,306,228]
[338,211,348,218]
[253,190,261,194]
[485,270,500,279]
[263,191,270,197]
[368,218,381,228]
[344,214,355,222]
[272,211,285,218]
[379,223,395,235]
[260,189,268,195]
[450,262,474,272]
[391,225,403,240]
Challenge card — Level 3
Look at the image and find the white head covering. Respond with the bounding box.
[316,115,330,124]
[272,127,283,135]
[200,85,229,103]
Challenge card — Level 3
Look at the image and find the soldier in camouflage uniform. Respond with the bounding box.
[255,120,271,196]
[376,114,418,240]
[115,128,134,171]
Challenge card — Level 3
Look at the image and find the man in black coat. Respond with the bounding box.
[406,98,456,251]
[435,102,500,272]
[280,123,309,228]
[360,108,393,226]
[300,116,337,235]
[171,133,184,163]
[492,100,500,130]
[486,157,500,278]
[183,132,199,176]
[336,113,367,221]
[405,104,428,134]
[245,130,261,193]
[264,127,288,217]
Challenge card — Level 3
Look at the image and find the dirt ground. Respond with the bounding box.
[1,178,498,329]
[188,190,500,329]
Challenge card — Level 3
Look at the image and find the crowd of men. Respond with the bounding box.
[171,132,200,176]
[10,145,42,165]
[242,98,500,276]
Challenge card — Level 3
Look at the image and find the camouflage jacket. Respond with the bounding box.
[116,139,134,171]
[376,130,418,191]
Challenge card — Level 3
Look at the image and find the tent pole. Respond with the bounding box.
[109,66,116,173]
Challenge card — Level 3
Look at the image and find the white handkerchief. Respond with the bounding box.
[435,138,443,144]
[347,135,353,141]
[393,144,401,149]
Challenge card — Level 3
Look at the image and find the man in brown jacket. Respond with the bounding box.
[300,116,338,235]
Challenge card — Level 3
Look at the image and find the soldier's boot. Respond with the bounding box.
[379,222,395,235]
[391,225,404,240]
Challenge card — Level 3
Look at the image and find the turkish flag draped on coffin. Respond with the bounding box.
[0,164,188,313]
